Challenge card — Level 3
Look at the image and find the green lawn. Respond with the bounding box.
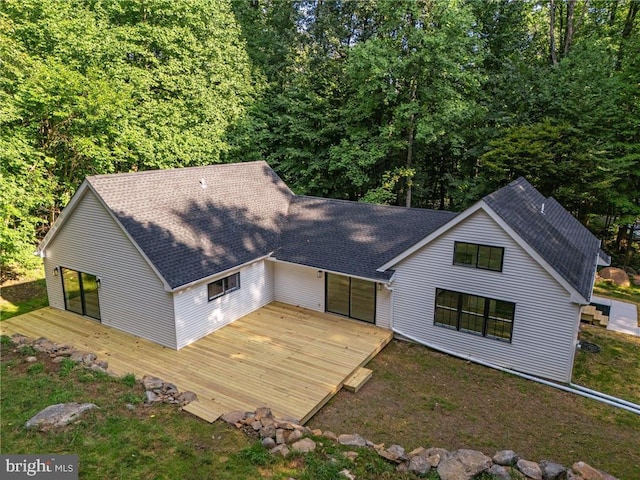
[1,277,49,321]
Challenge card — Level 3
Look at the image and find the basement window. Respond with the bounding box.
[208,273,240,301]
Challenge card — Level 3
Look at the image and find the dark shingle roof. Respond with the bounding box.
[484,177,600,300]
[87,161,292,289]
[276,196,457,281]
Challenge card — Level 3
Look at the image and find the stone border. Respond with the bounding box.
[7,333,198,407]
[221,409,620,480]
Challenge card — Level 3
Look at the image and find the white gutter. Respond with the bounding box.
[391,326,640,416]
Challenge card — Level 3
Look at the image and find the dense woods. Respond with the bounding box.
[1,0,639,276]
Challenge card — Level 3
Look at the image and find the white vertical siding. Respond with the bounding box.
[43,190,177,348]
[391,209,580,383]
[273,262,324,312]
[174,260,274,348]
[376,286,391,329]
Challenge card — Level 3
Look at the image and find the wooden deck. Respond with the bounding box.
[0,302,392,424]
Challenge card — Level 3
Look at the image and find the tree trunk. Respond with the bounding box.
[563,0,577,56]
[549,0,558,65]
[616,1,639,69]
[405,77,418,208]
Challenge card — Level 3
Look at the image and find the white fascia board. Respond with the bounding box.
[268,256,390,284]
[378,200,588,305]
[377,202,485,272]
[171,254,272,293]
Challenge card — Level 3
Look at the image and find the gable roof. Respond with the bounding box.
[275,196,457,281]
[85,161,292,290]
[483,177,600,301]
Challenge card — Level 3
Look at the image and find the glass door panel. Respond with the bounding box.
[350,278,375,323]
[60,267,101,321]
[326,273,350,317]
[81,272,101,321]
[62,268,83,315]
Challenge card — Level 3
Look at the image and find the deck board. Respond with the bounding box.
[1,302,392,424]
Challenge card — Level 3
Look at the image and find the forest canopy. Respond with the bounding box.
[1,0,639,276]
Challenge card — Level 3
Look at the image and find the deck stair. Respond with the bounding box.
[581,305,609,327]
[343,367,373,393]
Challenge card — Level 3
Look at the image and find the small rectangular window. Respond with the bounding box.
[208,272,240,301]
[454,242,504,272]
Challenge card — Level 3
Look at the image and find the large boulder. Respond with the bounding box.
[437,449,492,480]
[25,403,97,431]
[597,267,630,287]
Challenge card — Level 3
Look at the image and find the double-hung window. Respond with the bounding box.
[208,272,240,301]
[434,288,515,342]
[453,242,504,272]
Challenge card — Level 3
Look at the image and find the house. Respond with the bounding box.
[37,161,605,383]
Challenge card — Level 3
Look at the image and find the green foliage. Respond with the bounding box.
[27,362,44,375]
[58,358,76,378]
[0,335,12,346]
[121,373,137,387]
[234,442,274,466]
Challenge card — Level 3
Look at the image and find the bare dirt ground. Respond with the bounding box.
[308,340,640,479]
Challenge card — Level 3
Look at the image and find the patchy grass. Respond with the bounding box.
[0,277,49,320]
[574,324,640,405]
[309,340,640,480]
[0,338,414,480]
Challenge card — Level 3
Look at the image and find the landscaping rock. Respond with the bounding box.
[82,352,97,366]
[25,356,38,363]
[261,437,276,449]
[176,391,197,405]
[517,459,543,480]
[311,428,322,436]
[251,420,262,431]
[426,447,451,461]
[162,382,178,395]
[142,375,164,391]
[540,460,566,480]
[378,444,406,463]
[572,461,618,480]
[343,451,359,461]
[259,425,276,439]
[494,450,519,466]
[69,351,87,363]
[260,416,276,428]
[145,390,162,404]
[270,444,289,457]
[276,429,285,445]
[255,407,272,420]
[286,429,303,444]
[338,433,367,447]
[322,431,338,442]
[488,464,512,480]
[437,449,492,480]
[291,438,316,453]
[52,357,65,364]
[221,411,245,425]
[90,364,107,373]
[10,333,30,345]
[25,403,97,431]
[598,267,630,287]
[408,455,432,475]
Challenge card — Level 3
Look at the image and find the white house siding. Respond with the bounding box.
[273,261,392,329]
[273,262,325,312]
[174,260,274,349]
[391,209,581,383]
[375,287,392,329]
[43,190,177,348]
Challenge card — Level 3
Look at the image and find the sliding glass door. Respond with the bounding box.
[326,273,375,323]
[61,268,101,321]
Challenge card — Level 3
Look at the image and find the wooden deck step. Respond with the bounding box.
[182,398,225,423]
[343,368,373,393]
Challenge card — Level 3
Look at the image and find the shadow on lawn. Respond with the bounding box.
[0,278,49,320]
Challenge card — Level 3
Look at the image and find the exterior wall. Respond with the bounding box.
[43,190,177,348]
[273,261,392,329]
[273,262,325,312]
[391,209,581,383]
[174,260,274,348]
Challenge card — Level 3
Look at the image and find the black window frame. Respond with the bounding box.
[434,288,515,342]
[453,241,504,272]
[207,272,240,301]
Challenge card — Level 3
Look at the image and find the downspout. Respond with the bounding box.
[391,326,640,416]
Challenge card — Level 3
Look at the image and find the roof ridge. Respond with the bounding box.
[295,195,454,214]
[87,161,269,180]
